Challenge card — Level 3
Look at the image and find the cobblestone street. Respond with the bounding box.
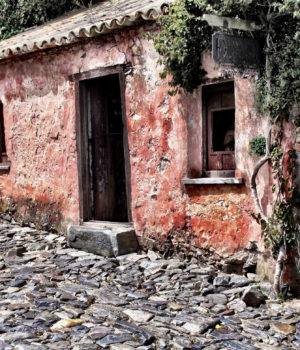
[0,220,300,349]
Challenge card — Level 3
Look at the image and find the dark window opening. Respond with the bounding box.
[212,109,235,152]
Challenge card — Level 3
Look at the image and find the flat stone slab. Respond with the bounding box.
[182,177,243,185]
[67,223,139,257]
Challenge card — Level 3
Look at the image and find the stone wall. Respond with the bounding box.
[0,24,293,255]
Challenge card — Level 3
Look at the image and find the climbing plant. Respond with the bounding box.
[249,135,266,157]
[155,0,299,296]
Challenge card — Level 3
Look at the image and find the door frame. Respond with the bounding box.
[70,64,132,223]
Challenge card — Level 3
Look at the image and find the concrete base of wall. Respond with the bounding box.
[67,222,139,257]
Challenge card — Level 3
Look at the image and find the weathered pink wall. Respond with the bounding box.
[0,24,289,254]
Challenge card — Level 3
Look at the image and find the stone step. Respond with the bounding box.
[67,222,139,257]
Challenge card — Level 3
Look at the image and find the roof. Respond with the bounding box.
[0,0,170,61]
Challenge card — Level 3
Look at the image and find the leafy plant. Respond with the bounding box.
[249,135,266,157]
[0,0,101,40]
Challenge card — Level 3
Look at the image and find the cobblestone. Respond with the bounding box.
[0,221,299,349]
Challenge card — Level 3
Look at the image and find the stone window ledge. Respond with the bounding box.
[182,177,244,185]
[0,163,10,173]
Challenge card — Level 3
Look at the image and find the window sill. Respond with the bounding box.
[0,163,10,174]
[182,177,244,185]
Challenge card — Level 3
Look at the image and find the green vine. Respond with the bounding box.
[249,135,266,157]
[257,143,297,255]
[155,0,299,258]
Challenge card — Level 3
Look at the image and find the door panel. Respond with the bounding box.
[80,73,129,222]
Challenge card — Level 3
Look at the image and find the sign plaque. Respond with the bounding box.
[212,33,261,67]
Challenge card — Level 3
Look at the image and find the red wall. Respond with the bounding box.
[0,25,292,253]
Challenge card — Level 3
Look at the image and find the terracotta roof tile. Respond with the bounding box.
[0,0,170,60]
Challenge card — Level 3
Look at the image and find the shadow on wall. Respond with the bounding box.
[0,195,63,232]
[136,224,196,258]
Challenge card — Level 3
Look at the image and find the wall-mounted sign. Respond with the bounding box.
[212,33,261,67]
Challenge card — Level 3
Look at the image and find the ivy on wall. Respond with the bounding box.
[155,0,299,123]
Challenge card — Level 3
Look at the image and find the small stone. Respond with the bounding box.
[230,275,251,287]
[168,302,184,311]
[213,276,230,286]
[110,345,136,350]
[7,247,26,257]
[270,322,296,335]
[78,276,100,288]
[114,320,155,345]
[211,304,227,313]
[6,278,27,287]
[147,250,159,261]
[88,326,114,340]
[183,322,203,334]
[241,286,266,307]
[207,293,228,305]
[124,309,154,323]
[98,293,127,306]
[34,298,59,308]
[247,273,259,282]
[50,318,83,332]
[227,299,247,313]
[241,319,269,331]
[96,333,133,347]
[183,318,220,334]
[2,286,20,293]
[211,326,243,341]
[0,332,34,342]
[60,305,82,318]
[8,303,31,310]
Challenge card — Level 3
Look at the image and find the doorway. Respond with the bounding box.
[78,71,131,222]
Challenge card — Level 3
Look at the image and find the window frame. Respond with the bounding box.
[202,81,235,177]
[182,79,244,185]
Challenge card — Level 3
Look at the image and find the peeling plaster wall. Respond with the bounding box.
[0,24,292,254]
[183,76,265,254]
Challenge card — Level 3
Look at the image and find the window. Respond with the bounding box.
[203,81,235,176]
[183,81,242,185]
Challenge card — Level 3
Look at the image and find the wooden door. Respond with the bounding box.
[80,73,129,222]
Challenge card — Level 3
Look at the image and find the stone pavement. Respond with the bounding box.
[0,221,300,350]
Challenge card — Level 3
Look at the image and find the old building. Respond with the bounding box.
[0,0,296,258]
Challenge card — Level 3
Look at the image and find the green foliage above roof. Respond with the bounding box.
[0,0,100,40]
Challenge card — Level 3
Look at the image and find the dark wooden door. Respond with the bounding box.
[84,74,128,222]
